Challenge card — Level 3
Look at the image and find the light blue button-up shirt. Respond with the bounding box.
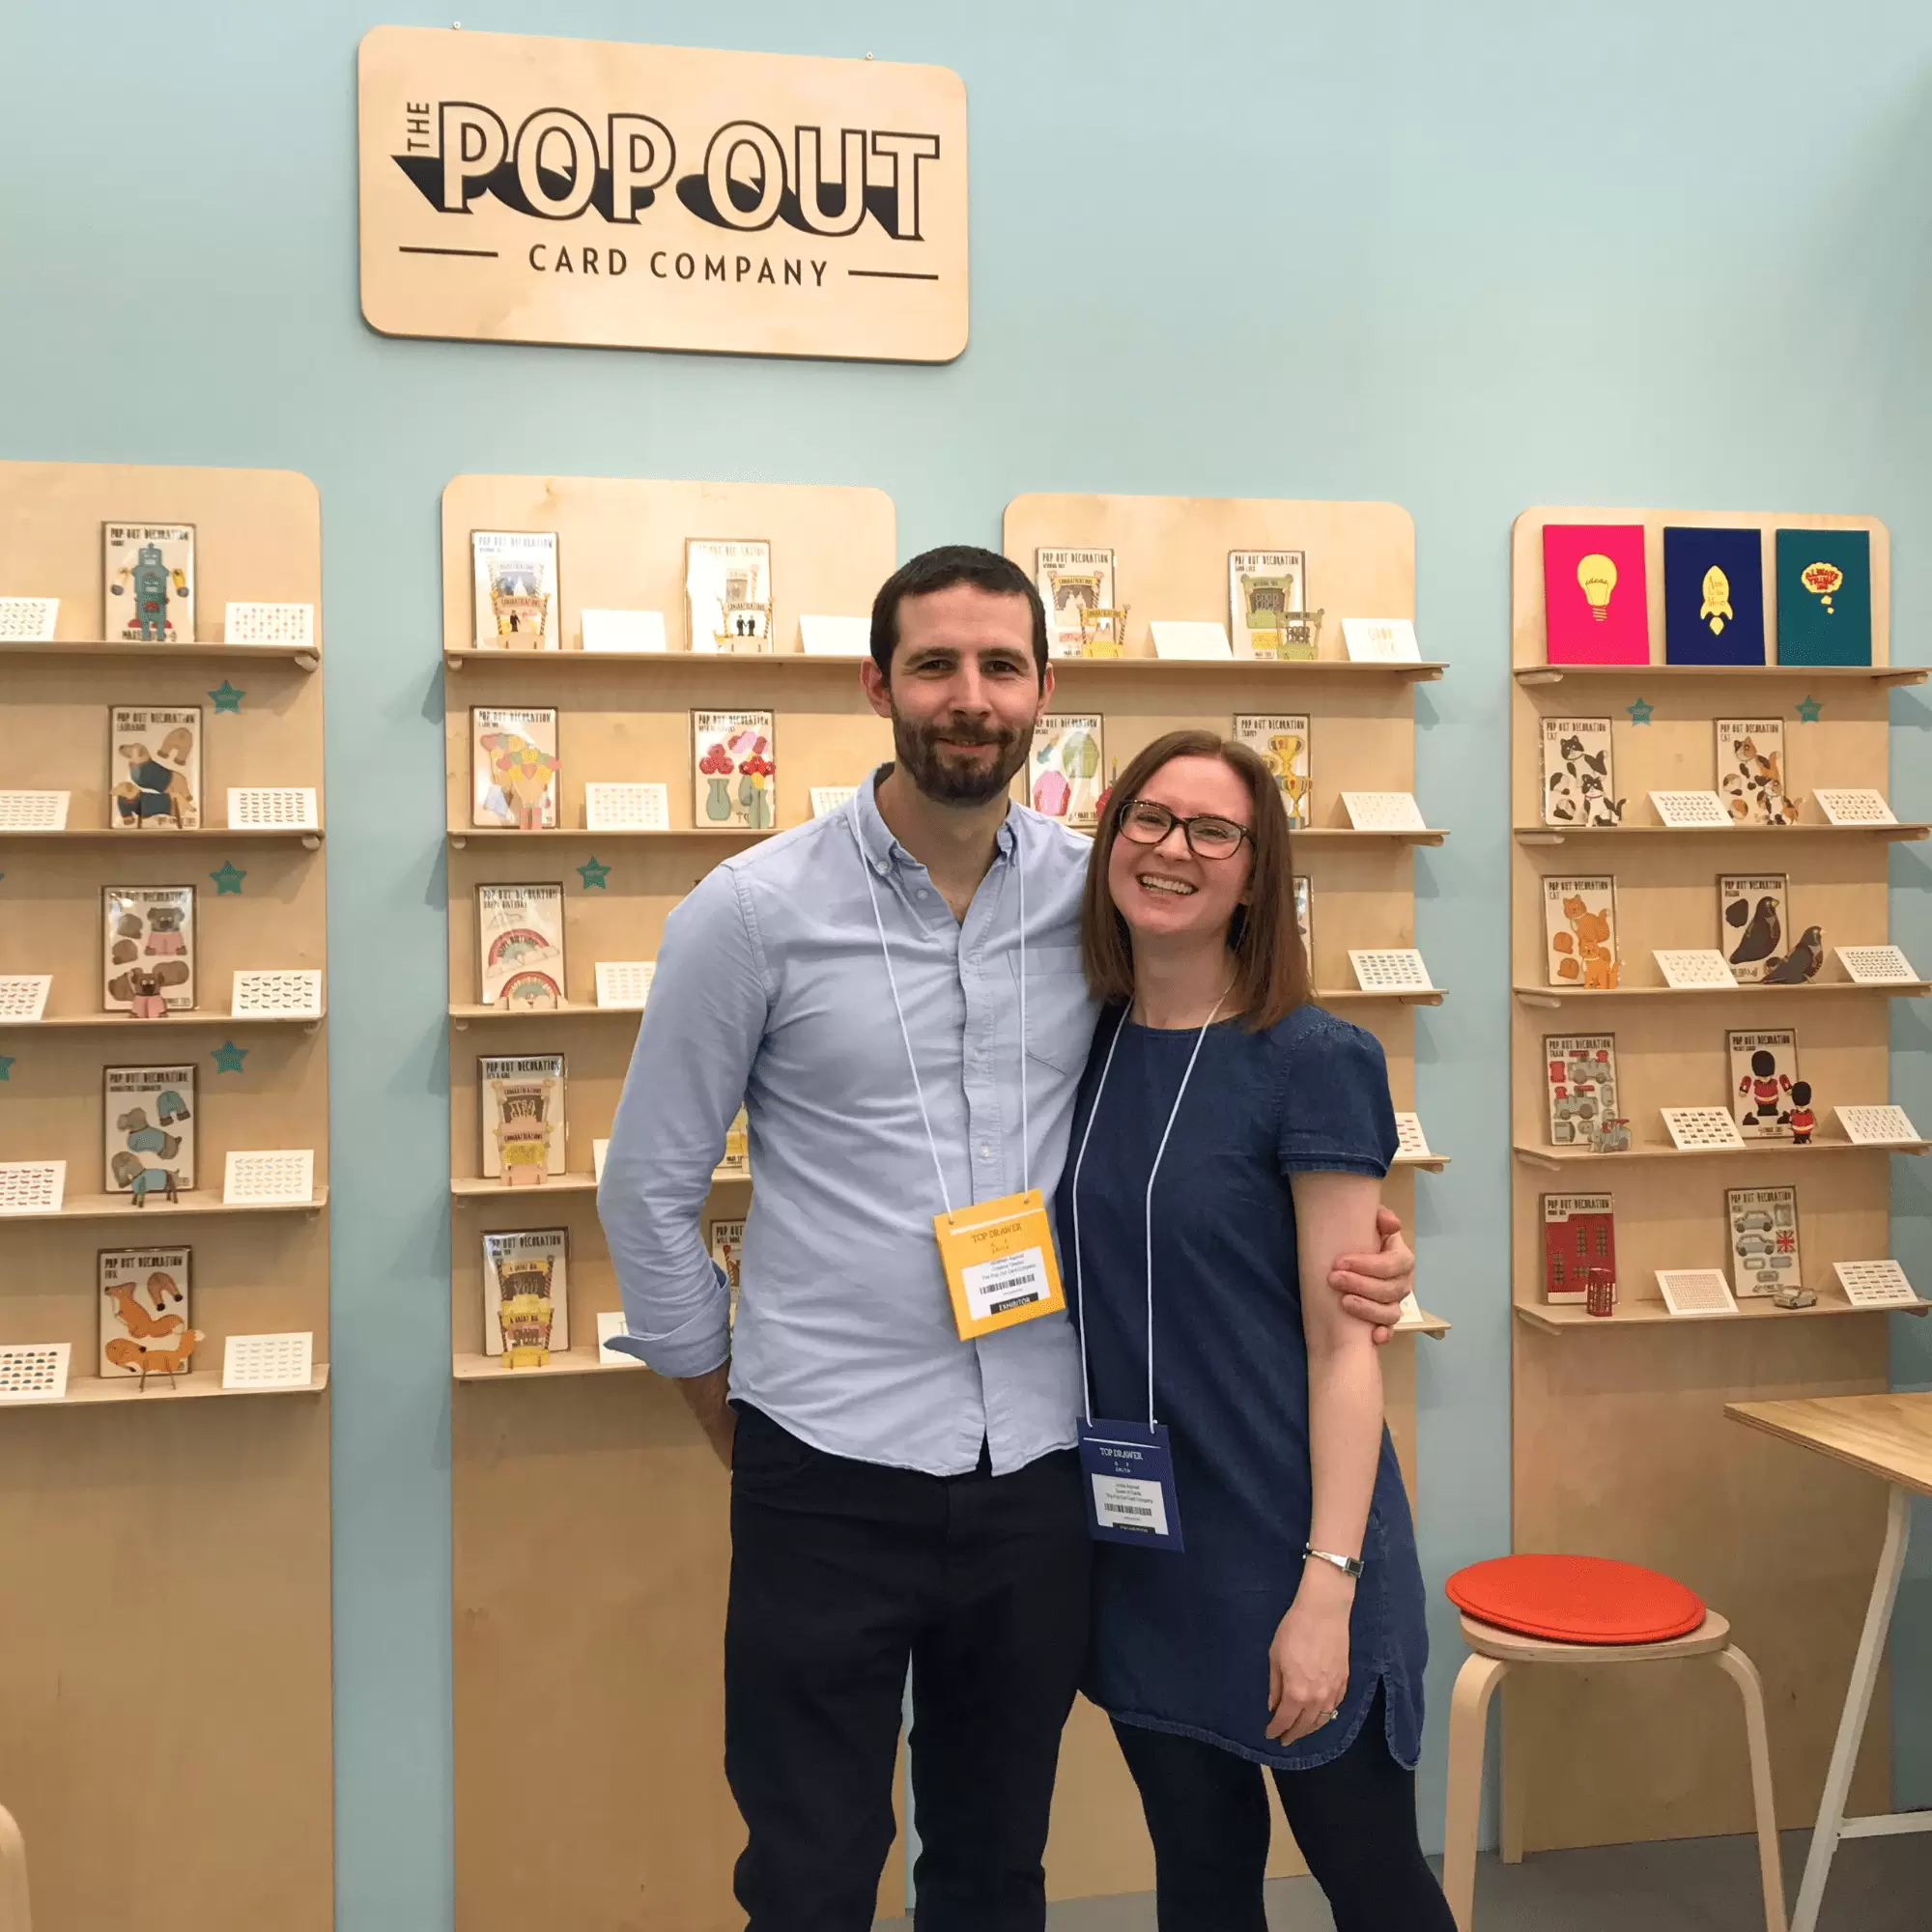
[598,771,1101,1476]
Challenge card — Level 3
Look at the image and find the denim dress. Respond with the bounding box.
[1054,1003,1429,1770]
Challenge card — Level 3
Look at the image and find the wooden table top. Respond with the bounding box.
[1725,1391,1932,1496]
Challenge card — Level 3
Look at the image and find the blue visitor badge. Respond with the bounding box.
[1078,1420,1183,1550]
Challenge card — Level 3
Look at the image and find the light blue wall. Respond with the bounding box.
[7,3,1932,1924]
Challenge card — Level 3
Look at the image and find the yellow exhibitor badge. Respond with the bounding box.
[933,1189,1066,1341]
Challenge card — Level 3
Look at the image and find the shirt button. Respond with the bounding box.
[979,1145,992,1159]
[972,1048,983,1061]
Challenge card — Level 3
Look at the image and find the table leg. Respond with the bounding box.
[1789,1484,1912,1932]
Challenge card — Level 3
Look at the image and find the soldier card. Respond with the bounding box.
[1728,1029,1800,1141]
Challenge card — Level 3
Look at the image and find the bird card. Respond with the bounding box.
[479,1054,566,1182]
[1715,720,1799,826]
[103,523,195,643]
[1543,876,1619,989]
[1036,548,1118,658]
[1540,718,1623,828]
[693,711,777,830]
[108,707,202,831]
[1029,716,1105,828]
[1541,525,1647,664]
[471,531,559,650]
[470,707,559,830]
[1728,1030,1800,1141]
[1662,527,1766,667]
[482,1228,570,1364]
[103,1065,196,1196]
[1234,715,1312,827]
[1718,874,1789,985]
[686,540,773,653]
[99,1246,192,1378]
[1726,1185,1802,1299]
[1775,529,1872,667]
[1229,552,1309,659]
[1543,1194,1616,1305]
[476,883,565,1009]
[102,885,195,1011]
[1544,1035,1620,1149]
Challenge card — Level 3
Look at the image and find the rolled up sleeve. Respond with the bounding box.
[597,866,769,1376]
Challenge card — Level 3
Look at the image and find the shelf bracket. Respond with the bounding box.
[445,653,464,671]
[1516,991,1562,1010]
[1519,670,1564,686]
[294,651,319,671]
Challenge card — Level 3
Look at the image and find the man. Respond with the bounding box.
[599,546,1415,1932]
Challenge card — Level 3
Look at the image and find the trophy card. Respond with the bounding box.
[102,885,196,1012]
[103,523,195,642]
[1542,1194,1615,1305]
[479,1053,566,1182]
[1233,716,1312,827]
[470,706,559,830]
[686,540,772,653]
[1293,876,1313,965]
[1728,1029,1800,1140]
[1035,548,1118,658]
[693,711,777,829]
[1028,716,1104,828]
[1229,552,1308,659]
[1716,719,1800,825]
[471,531,559,650]
[109,707,202,830]
[482,1228,570,1364]
[1540,718,1623,828]
[709,1216,747,1321]
[103,1064,196,1196]
[1719,874,1789,985]
[1543,876,1619,989]
[1544,1035,1619,1147]
[99,1246,191,1378]
[476,883,565,1009]
[1726,1184,1801,1299]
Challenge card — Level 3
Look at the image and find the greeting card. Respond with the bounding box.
[1715,719,1799,825]
[477,883,565,1009]
[471,532,558,649]
[1663,526,1765,667]
[109,706,201,831]
[1234,715,1311,826]
[1775,529,1872,666]
[99,1246,192,1378]
[102,886,195,1012]
[1540,718,1623,827]
[1718,874,1788,985]
[103,1065,196,1198]
[693,711,777,829]
[1728,1029,1799,1141]
[686,540,773,653]
[1029,716,1105,828]
[479,1053,566,1182]
[1726,1185,1801,1299]
[1543,876,1619,989]
[103,524,195,643]
[471,707,559,830]
[1542,524,1647,664]
[483,1228,569,1364]
[1036,549,1118,657]
[1543,1194,1616,1305]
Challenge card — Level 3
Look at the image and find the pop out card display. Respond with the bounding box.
[471,531,558,650]
[1719,874,1789,985]
[1728,1029,1800,1141]
[1029,716,1104,828]
[479,1054,566,1183]
[470,707,559,830]
[104,1064,196,1199]
[1543,1194,1616,1306]
[1293,876,1312,965]
[1544,1035,1621,1150]
[1726,1185,1802,1299]
[1036,548,1118,657]
[686,540,772,652]
[102,885,195,1013]
[709,1217,746,1321]
[476,883,565,1009]
[103,523,194,643]
[99,1246,191,1378]
[1540,718,1623,828]
[1543,876,1619,990]
[482,1228,570,1366]
[109,706,201,830]
[693,710,777,830]
[1233,715,1311,826]
[1228,551,1309,659]
[1716,719,1800,826]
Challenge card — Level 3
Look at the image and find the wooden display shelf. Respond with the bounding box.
[453,1347,639,1380]
[1395,1306,1452,1338]
[1515,663,1925,689]
[0,826,325,844]
[452,1173,746,1199]
[1516,1294,1926,1334]
[11,1186,328,1222]
[1393,1150,1450,1171]
[1324,986,1445,1007]
[450,1000,632,1024]
[1515,1139,1928,1167]
[0,638,320,668]
[1297,826,1448,846]
[1513,981,1931,1005]
[0,1366,331,1409]
[448,826,770,845]
[4,1009,326,1033]
[1515,823,1926,845]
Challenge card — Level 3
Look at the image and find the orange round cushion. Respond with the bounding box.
[1447,1554,1705,1646]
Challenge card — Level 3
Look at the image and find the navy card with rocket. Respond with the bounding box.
[1775,529,1872,667]
[1663,527,1765,667]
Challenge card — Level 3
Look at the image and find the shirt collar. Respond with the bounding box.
[851,763,1021,874]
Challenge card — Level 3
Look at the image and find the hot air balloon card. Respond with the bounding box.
[103,523,195,643]
[1775,528,1872,666]
[686,540,772,654]
[470,707,559,830]
[470,531,559,650]
[1663,526,1765,667]
[99,1246,192,1378]
[1228,552,1310,660]
[103,1065,196,1196]
[1543,876,1620,990]
[1541,524,1647,664]
[693,710,778,830]
[477,882,565,1009]
[1715,719,1799,825]
[1726,1185,1801,1299]
[1029,715,1105,828]
[1718,874,1788,986]
[1728,1029,1800,1141]
[108,706,202,831]
[479,1053,567,1182]
[1234,715,1312,826]
[482,1228,569,1365]
[1036,548,1118,658]
[1540,718,1623,827]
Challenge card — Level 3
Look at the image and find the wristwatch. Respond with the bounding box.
[1303,1544,1364,1578]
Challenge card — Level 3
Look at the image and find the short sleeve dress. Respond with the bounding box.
[1053,1002,1429,1770]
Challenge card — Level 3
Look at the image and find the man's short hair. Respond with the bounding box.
[868,545,1048,684]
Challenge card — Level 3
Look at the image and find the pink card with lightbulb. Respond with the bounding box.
[1543,524,1650,665]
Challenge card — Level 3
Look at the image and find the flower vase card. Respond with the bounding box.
[99,1246,191,1378]
[483,1228,570,1365]
[1029,716,1105,828]
[1541,719,1624,827]
[470,707,559,830]
[1228,552,1308,659]
[686,540,772,653]
[1541,525,1647,664]
[476,883,565,1009]
[1728,1029,1799,1140]
[1543,876,1619,989]
[108,707,202,830]
[103,523,195,642]
[1544,1035,1619,1148]
[1662,526,1766,666]
[471,531,559,650]
[102,886,195,1012]
[1726,1184,1802,1299]
[693,711,777,830]
[1234,716,1312,827]
[1341,617,1421,663]
[1716,719,1800,825]
[1036,549,1117,658]
[1776,529,1872,667]
[479,1053,567,1183]
[104,1064,196,1196]
[1719,874,1789,985]
[1543,1193,1616,1305]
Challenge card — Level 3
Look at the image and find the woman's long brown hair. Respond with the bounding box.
[1078,729,1311,1030]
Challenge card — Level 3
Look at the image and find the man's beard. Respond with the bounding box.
[891,708,1033,806]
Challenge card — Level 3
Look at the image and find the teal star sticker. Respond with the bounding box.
[211,1039,248,1074]
[210,861,246,895]
[1796,695,1824,724]
[1626,696,1654,725]
[209,681,244,713]
[0,1055,13,1082]
[577,855,611,890]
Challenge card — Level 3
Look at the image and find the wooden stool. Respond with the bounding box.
[0,1804,29,1932]
[1439,1557,1785,1932]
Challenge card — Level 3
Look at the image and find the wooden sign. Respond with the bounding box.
[357,26,968,362]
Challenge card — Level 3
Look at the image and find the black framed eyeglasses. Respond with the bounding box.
[1115,797,1253,860]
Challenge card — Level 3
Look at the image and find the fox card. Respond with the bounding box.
[104,1064,196,1198]
[1036,548,1118,657]
[1726,1185,1801,1299]
[1029,716,1105,828]
[480,1053,566,1181]
[471,531,559,650]
[1543,876,1619,989]
[1234,714,1312,826]
[103,523,195,643]
[687,540,773,652]
[1544,1035,1620,1148]
[1540,718,1623,828]
[471,706,559,830]
[482,1228,570,1363]
[1715,719,1799,826]
[1719,874,1789,985]
[109,706,201,830]
[1729,1029,1800,1141]
[102,885,195,1012]
[99,1245,192,1378]
[694,710,777,829]
[1229,551,1309,659]
[477,883,565,1009]
[1542,1194,1616,1305]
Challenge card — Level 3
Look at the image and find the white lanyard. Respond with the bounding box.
[1068,991,1229,1427]
[853,819,1029,1217]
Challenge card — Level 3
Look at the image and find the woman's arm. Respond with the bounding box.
[1266,1168,1386,1744]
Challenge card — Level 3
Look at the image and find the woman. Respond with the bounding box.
[1055,730,1452,1931]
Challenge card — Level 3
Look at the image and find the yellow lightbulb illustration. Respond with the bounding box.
[1577,553,1617,621]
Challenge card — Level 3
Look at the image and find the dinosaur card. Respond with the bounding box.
[1036,548,1118,657]
[1235,715,1312,827]
[479,1053,566,1181]
[98,1246,193,1378]
[471,530,559,650]
[693,710,777,830]
[1718,874,1789,985]
[686,539,772,653]
[470,706,559,830]
[1028,715,1105,828]
[1726,1184,1802,1298]
[102,885,195,1012]
[476,883,565,1009]
[1540,718,1623,827]
[1544,1035,1620,1149]
[1728,1029,1800,1141]
[483,1227,570,1365]
[103,523,195,643]
[103,1065,196,1198]
[108,706,201,831]
[1229,551,1309,659]
[1542,876,1619,989]
[1715,720,1799,826]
